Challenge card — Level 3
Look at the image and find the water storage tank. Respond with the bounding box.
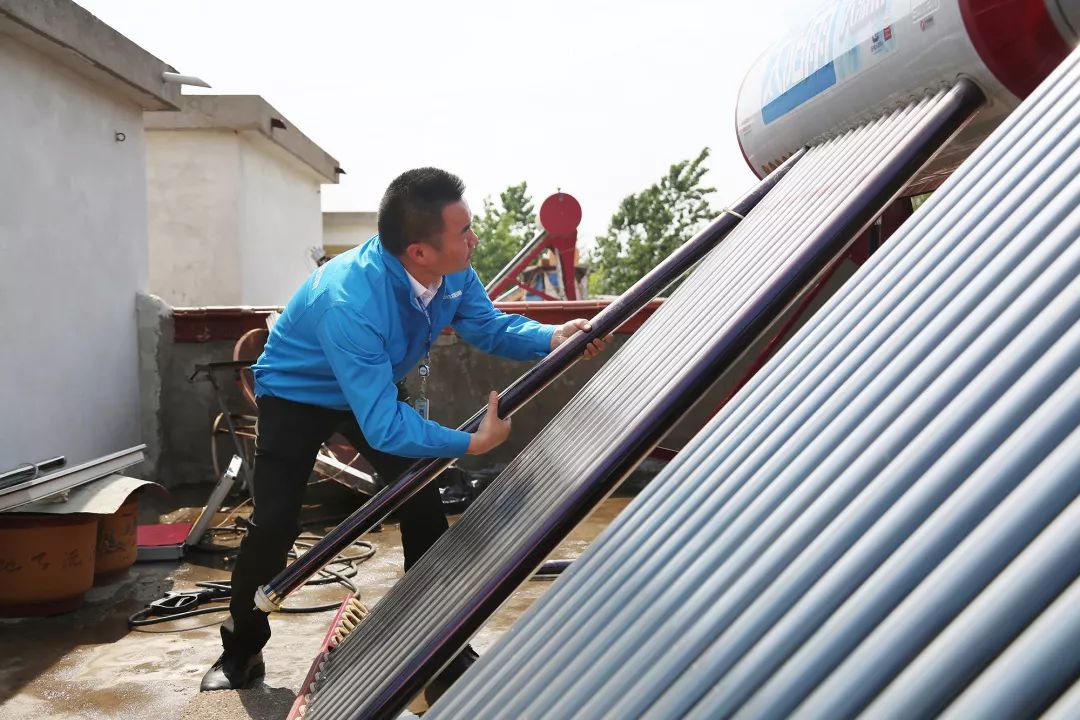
[736,0,1079,188]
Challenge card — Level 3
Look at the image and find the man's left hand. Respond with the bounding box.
[550,318,613,359]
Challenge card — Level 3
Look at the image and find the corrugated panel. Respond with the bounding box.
[303,81,983,720]
[431,48,1080,720]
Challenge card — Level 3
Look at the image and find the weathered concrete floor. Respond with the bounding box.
[0,495,631,719]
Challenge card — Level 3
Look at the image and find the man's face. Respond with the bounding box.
[428,200,478,275]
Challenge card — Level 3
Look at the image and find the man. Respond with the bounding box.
[200,168,608,701]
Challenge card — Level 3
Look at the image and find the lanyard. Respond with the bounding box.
[416,298,433,420]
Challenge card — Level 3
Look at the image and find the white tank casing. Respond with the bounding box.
[736,0,1080,189]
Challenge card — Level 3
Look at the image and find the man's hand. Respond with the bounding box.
[467,391,512,455]
[550,318,613,359]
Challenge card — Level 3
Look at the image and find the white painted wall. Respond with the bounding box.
[146,130,325,307]
[145,130,242,306]
[0,38,147,471]
[323,212,378,252]
[238,134,324,306]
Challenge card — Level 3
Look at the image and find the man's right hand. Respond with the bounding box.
[467,391,511,455]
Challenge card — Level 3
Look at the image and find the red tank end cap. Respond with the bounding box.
[539,193,582,235]
[960,0,1074,100]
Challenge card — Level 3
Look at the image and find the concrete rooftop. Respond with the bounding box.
[0,486,630,719]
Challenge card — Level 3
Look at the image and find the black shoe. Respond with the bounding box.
[200,651,265,691]
[423,645,479,707]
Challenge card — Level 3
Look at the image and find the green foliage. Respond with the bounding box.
[470,181,539,285]
[910,192,932,211]
[588,148,715,296]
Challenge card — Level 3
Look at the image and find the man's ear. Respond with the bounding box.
[403,242,428,264]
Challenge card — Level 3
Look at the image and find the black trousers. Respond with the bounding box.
[220,390,447,658]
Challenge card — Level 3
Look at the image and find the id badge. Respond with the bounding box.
[415,397,430,421]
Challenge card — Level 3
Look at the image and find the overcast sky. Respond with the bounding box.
[78,0,807,243]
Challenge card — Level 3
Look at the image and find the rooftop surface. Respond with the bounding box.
[0,487,630,719]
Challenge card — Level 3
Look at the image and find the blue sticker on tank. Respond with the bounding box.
[759,0,894,124]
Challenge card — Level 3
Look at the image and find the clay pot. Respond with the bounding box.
[0,513,98,616]
[94,495,139,585]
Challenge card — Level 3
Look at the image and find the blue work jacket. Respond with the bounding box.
[253,236,554,457]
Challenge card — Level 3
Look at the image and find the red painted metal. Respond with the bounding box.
[492,300,663,332]
[488,192,583,301]
[172,306,280,343]
[539,193,583,301]
[487,239,551,300]
[516,282,560,303]
[959,0,1073,100]
[287,596,360,720]
[538,192,582,235]
[552,234,581,301]
[173,300,665,343]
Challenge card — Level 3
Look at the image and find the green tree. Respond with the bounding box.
[470,181,539,285]
[588,148,715,296]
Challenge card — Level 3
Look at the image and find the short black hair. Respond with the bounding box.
[378,167,466,256]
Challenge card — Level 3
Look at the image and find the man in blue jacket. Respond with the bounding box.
[201,168,607,698]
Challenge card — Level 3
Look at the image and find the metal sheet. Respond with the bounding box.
[9,474,163,515]
[431,48,1080,720]
[0,446,146,512]
[304,81,983,720]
